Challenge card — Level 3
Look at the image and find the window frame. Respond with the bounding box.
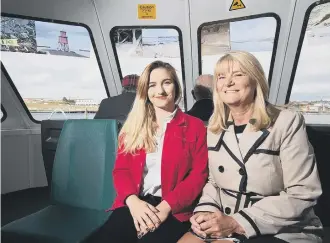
[110,25,187,110]
[1,13,110,124]
[197,13,281,85]
[285,0,330,103]
[1,104,8,123]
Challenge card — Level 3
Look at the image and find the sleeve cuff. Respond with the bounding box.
[117,188,139,205]
[194,202,222,213]
[232,210,261,238]
[163,194,180,213]
[124,194,137,205]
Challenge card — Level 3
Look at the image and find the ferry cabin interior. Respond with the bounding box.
[1,0,330,242]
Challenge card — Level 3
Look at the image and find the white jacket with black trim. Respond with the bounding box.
[195,109,323,243]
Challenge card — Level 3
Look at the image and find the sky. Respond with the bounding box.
[142,29,178,38]
[230,17,277,52]
[290,40,330,101]
[1,13,330,102]
[230,17,277,42]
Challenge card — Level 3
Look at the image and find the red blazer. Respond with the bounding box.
[109,109,208,222]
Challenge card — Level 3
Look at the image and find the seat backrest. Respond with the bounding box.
[94,93,135,121]
[41,120,66,186]
[307,125,330,226]
[50,119,118,211]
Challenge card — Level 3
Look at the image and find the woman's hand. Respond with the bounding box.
[155,200,171,223]
[125,195,161,237]
[190,212,213,238]
[137,199,172,238]
[199,211,245,238]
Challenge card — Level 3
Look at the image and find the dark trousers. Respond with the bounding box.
[191,229,289,242]
[244,236,288,242]
[84,195,190,243]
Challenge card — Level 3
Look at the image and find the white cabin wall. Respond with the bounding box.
[1,69,47,193]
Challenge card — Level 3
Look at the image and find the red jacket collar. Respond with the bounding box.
[168,108,187,126]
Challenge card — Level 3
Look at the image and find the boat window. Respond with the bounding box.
[1,105,7,122]
[199,15,279,83]
[1,15,108,122]
[286,2,330,124]
[110,27,186,110]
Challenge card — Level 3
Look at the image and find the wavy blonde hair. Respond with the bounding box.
[209,51,276,134]
[119,61,182,153]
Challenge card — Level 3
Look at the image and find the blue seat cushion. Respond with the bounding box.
[1,204,111,243]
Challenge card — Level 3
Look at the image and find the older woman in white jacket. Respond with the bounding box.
[179,51,323,243]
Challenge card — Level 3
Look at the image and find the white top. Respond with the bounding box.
[140,108,177,197]
[236,133,243,140]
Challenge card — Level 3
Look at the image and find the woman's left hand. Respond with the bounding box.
[199,211,244,238]
[155,200,171,223]
[139,200,171,238]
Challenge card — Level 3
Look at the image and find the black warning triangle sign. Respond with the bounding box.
[229,0,246,11]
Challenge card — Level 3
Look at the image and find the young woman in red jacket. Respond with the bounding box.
[85,61,208,243]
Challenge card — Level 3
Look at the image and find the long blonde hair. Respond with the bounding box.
[209,51,275,134]
[119,61,182,153]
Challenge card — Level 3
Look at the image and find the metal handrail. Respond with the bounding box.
[47,108,68,120]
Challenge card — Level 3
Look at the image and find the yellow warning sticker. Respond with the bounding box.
[138,4,156,20]
[229,0,246,11]
[1,39,19,46]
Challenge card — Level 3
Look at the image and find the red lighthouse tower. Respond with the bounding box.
[58,31,69,52]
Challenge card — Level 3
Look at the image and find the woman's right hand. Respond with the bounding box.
[125,195,161,236]
[190,212,213,238]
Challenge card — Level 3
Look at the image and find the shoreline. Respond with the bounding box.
[30,110,97,113]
